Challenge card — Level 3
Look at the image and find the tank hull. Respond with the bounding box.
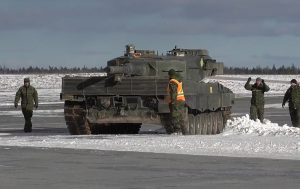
[61,76,233,135]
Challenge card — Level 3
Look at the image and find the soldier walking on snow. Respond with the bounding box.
[244,77,270,122]
[167,69,186,135]
[282,79,300,127]
[14,78,38,132]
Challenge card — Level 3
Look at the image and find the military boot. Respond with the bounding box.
[24,120,32,133]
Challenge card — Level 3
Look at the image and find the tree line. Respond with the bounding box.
[0,64,299,74]
[224,64,300,74]
[0,66,104,74]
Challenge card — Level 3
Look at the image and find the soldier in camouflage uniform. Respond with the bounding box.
[167,69,186,134]
[244,77,270,122]
[14,78,38,132]
[282,79,300,127]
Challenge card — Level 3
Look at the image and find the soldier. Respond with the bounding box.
[14,78,38,132]
[167,69,186,134]
[244,77,270,122]
[282,79,300,127]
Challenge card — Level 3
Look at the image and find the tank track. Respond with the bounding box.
[64,100,231,135]
[161,108,231,135]
[64,101,91,135]
[64,101,141,135]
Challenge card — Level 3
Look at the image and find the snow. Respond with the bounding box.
[225,114,300,137]
[264,103,283,109]
[0,74,297,105]
[0,115,299,160]
[206,74,300,97]
[0,73,104,106]
[0,74,299,160]
[0,109,63,117]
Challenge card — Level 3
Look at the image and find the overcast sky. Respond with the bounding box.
[1,0,300,68]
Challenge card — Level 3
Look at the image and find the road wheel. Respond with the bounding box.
[188,114,195,135]
[195,115,201,135]
[217,111,224,134]
[222,108,232,125]
[206,113,213,135]
[201,113,208,135]
[211,112,218,135]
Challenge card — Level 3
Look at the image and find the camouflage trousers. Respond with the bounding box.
[22,108,33,132]
[167,101,186,134]
[289,106,300,127]
[250,104,264,122]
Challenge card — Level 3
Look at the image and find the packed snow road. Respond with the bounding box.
[0,146,299,189]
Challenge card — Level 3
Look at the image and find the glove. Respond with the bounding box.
[262,79,265,83]
[14,103,18,108]
[247,77,251,82]
[35,104,38,109]
[282,103,285,108]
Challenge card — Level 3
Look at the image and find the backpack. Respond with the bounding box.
[291,85,300,107]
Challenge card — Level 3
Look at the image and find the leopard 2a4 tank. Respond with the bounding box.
[60,44,234,135]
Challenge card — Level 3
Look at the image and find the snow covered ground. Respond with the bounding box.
[0,73,104,106]
[0,74,297,106]
[0,115,299,160]
[0,74,299,160]
[207,74,300,97]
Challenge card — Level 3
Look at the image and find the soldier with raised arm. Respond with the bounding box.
[244,77,270,122]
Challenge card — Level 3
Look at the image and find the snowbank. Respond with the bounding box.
[224,114,300,137]
[0,116,299,160]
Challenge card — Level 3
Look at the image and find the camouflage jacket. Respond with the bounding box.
[15,85,38,110]
[283,84,300,108]
[291,85,300,107]
[283,86,293,107]
[244,81,270,106]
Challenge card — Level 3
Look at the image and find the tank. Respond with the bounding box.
[60,44,234,135]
